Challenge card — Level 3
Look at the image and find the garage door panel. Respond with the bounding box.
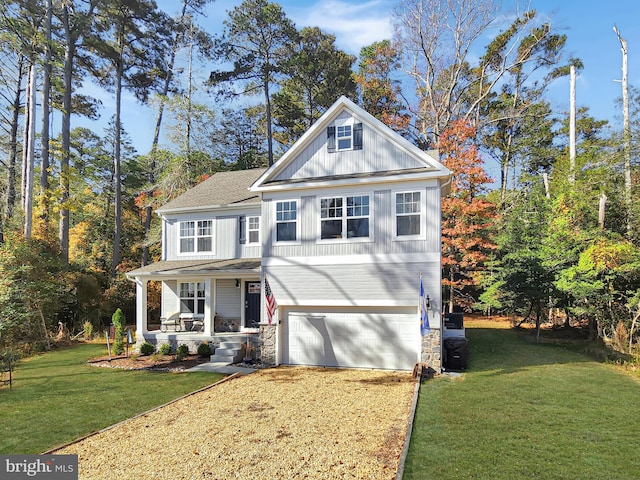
[284,311,419,370]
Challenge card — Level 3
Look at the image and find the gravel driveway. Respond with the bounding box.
[55,367,416,479]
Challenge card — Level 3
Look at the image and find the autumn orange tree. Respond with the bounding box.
[440,120,498,312]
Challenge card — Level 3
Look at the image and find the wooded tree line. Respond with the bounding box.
[0,0,638,356]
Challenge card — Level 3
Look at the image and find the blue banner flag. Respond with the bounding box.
[420,275,430,336]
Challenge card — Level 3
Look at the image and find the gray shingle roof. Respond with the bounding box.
[127,258,261,277]
[157,168,267,214]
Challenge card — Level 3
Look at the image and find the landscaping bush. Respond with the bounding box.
[176,344,189,361]
[197,342,212,357]
[83,321,93,341]
[112,308,126,355]
[139,342,155,356]
[158,343,172,355]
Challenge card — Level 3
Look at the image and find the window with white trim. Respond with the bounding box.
[327,118,363,152]
[275,201,297,242]
[248,216,260,244]
[179,220,213,253]
[179,282,205,316]
[395,191,422,236]
[320,195,370,239]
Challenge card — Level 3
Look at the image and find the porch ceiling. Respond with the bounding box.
[126,258,261,279]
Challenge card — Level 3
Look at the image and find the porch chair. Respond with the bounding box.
[160,312,181,332]
[191,318,204,332]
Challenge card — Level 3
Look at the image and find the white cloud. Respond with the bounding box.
[287,0,394,55]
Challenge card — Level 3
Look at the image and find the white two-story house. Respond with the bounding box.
[127,96,451,371]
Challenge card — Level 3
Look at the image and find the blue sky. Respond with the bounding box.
[82,0,640,155]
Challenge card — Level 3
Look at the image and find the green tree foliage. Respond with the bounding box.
[354,40,410,137]
[272,26,356,147]
[0,237,65,352]
[208,0,298,165]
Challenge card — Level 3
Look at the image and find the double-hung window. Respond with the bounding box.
[395,191,422,237]
[247,216,260,244]
[239,216,260,245]
[179,282,205,316]
[275,201,297,242]
[320,195,370,240]
[179,220,213,253]
[327,118,363,152]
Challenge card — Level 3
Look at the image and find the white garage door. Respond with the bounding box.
[282,309,420,370]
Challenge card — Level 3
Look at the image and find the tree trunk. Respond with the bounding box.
[569,65,576,184]
[614,26,632,237]
[40,0,52,223]
[23,63,37,239]
[59,4,74,264]
[112,63,123,278]
[264,77,274,166]
[2,57,24,242]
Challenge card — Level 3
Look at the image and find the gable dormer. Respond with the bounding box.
[251,96,450,192]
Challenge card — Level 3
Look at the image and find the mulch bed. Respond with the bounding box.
[87,354,210,372]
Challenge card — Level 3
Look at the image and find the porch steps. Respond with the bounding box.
[210,340,245,364]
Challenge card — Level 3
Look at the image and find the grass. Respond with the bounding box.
[404,318,640,479]
[0,343,223,454]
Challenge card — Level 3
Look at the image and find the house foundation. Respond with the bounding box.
[421,329,442,372]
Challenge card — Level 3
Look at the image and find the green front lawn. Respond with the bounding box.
[0,344,223,454]
[404,320,640,479]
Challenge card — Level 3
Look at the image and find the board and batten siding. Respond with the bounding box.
[273,112,426,181]
[163,209,261,261]
[161,280,179,316]
[215,279,241,318]
[262,181,441,259]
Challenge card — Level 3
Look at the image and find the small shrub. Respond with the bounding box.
[150,352,164,363]
[158,343,172,355]
[83,321,93,341]
[129,354,139,362]
[176,344,189,361]
[139,342,155,356]
[197,342,212,357]
[112,308,126,355]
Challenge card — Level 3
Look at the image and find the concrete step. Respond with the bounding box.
[210,341,245,363]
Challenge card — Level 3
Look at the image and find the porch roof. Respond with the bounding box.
[126,258,261,279]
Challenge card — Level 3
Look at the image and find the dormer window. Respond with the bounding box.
[337,124,352,150]
[327,118,363,153]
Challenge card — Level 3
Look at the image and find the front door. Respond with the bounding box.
[245,282,261,329]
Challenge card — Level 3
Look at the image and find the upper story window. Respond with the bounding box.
[248,216,260,244]
[179,220,213,253]
[275,201,297,242]
[327,118,363,153]
[179,281,205,316]
[239,216,260,245]
[395,191,423,237]
[320,195,370,240]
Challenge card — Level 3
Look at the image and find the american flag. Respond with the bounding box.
[265,275,277,325]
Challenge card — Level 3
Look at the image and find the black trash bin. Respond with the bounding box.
[444,337,469,370]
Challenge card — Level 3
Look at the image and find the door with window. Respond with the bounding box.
[245,282,261,329]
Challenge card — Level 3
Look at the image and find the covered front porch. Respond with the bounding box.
[126,258,262,352]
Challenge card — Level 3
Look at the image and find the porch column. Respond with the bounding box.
[204,279,213,336]
[135,277,148,335]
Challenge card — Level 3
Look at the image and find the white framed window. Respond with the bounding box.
[395,191,424,238]
[179,282,205,316]
[327,118,363,153]
[320,194,370,240]
[275,200,298,242]
[248,216,260,244]
[337,123,353,150]
[179,220,213,253]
